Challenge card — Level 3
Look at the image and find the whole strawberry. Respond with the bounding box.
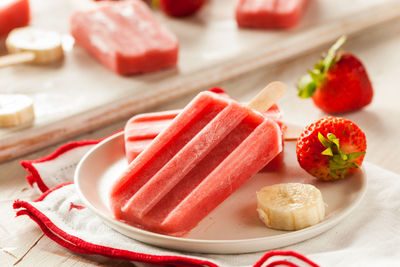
[296,117,366,181]
[297,36,373,114]
[160,0,205,17]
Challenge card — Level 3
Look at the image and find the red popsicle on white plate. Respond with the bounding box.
[236,0,310,29]
[123,88,286,171]
[70,0,179,75]
[110,82,286,236]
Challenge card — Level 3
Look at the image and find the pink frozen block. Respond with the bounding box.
[236,0,310,29]
[70,0,178,75]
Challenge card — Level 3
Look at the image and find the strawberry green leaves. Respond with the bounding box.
[318,132,365,179]
[297,72,320,98]
[297,36,347,99]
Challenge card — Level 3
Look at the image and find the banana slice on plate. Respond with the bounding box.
[256,183,325,231]
[6,27,64,64]
[0,94,35,127]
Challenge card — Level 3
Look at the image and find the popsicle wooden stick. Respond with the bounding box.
[247,81,302,141]
[247,81,287,113]
[0,52,35,68]
[284,123,303,141]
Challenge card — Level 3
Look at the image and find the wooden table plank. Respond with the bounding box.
[0,200,44,262]
[14,236,134,267]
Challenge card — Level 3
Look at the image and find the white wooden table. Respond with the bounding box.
[1,17,400,267]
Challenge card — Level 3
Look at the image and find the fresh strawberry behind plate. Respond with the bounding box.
[297,36,373,114]
[160,0,205,17]
[296,117,366,181]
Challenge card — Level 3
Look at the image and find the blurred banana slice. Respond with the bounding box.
[0,94,35,127]
[256,183,325,231]
[6,27,64,64]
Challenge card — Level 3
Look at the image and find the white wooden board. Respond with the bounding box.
[1,0,400,162]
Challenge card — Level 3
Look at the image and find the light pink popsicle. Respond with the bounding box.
[70,0,178,75]
[236,0,310,29]
[111,91,282,236]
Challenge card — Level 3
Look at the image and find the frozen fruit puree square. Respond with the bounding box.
[236,0,310,29]
[0,0,30,37]
[111,91,282,236]
[70,0,178,75]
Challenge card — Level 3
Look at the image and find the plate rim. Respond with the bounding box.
[74,131,367,250]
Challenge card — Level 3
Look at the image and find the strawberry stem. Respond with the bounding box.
[322,35,346,73]
[318,132,365,179]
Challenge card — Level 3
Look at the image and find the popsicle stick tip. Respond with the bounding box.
[0,52,35,68]
[247,81,287,113]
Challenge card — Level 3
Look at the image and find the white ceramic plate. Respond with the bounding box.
[75,132,367,254]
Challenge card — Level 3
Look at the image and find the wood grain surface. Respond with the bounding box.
[1,0,400,162]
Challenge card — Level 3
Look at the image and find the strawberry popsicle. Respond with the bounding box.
[70,0,178,75]
[124,101,285,165]
[0,0,30,37]
[236,0,310,29]
[111,83,285,236]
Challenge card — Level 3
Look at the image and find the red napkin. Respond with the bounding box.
[14,135,319,267]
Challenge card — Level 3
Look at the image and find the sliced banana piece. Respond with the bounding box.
[256,183,325,231]
[6,27,64,64]
[0,94,35,127]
